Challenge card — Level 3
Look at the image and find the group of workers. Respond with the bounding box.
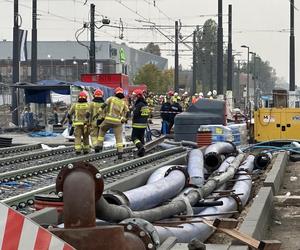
[67,87,218,158]
[67,87,150,159]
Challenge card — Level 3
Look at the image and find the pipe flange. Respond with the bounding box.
[103,190,130,206]
[56,161,104,201]
[164,165,190,186]
[121,218,160,250]
[231,192,243,213]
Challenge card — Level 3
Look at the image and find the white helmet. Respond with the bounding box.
[183,91,188,96]
[213,90,217,96]
[195,93,199,96]
[233,108,241,114]
[174,92,179,96]
[207,91,212,96]
[199,92,204,97]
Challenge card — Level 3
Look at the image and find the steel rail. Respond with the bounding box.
[0,145,75,167]
[0,143,41,156]
[2,147,186,208]
[0,146,135,182]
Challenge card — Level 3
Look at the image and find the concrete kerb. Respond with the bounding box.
[263,151,288,195]
[229,152,288,249]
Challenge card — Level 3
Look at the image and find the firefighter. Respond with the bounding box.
[67,91,90,155]
[89,89,106,153]
[182,92,190,111]
[98,87,128,159]
[169,96,183,132]
[146,92,154,124]
[131,89,150,157]
[160,94,172,134]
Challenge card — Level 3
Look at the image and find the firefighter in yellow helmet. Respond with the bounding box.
[98,87,129,159]
[67,91,90,155]
[89,89,106,153]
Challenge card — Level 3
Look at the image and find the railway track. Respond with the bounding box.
[0,143,42,158]
[1,146,186,211]
[0,145,75,173]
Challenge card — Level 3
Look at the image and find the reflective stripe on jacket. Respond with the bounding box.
[90,101,105,126]
[68,102,89,126]
[132,98,149,129]
[104,96,128,124]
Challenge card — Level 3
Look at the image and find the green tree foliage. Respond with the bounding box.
[240,55,276,94]
[142,42,161,56]
[134,64,173,93]
[194,19,218,94]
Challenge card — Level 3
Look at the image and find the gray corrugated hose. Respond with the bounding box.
[155,155,255,243]
[96,154,245,223]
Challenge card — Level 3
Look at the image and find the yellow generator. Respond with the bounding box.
[254,108,300,142]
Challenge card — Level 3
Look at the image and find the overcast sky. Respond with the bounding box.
[0,0,299,84]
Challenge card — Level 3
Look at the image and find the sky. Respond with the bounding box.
[0,0,299,85]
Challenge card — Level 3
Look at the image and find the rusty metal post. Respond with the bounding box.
[56,162,104,228]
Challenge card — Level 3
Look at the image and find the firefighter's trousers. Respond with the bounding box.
[74,125,90,153]
[90,125,99,148]
[131,127,145,146]
[98,120,123,153]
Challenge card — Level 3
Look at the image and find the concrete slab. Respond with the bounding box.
[1,132,72,145]
[264,152,288,195]
[172,243,231,250]
[239,187,273,240]
[228,246,248,250]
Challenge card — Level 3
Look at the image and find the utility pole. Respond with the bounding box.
[250,52,257,109]
[89,3,96,73]
[217,0,224,95]
[289,0,295,91]
[227,4,233,91]
[192,30,197,94]
[236,59,241,105]
[31,0,37,84]
[174,20,179,92]
[12,0,19,125]
[210,53,213,91]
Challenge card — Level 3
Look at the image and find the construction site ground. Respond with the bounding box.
[268,160,300,250]
[0,119,162,145]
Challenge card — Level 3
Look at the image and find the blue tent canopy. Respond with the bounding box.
[18,80,114,104]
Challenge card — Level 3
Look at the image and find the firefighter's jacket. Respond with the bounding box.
[132,98,150,129]
[103,96,128,124]
[68,101,90,126]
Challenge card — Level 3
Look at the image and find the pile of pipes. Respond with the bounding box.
[52,141,272,250]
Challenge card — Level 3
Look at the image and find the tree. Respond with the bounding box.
[134,64,173,93]
[142,42,161,56]
[194,19,218,94]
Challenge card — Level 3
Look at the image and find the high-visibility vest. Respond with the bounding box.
[69,102,89,126]
[104,96,128,124]
[90,101,105,126]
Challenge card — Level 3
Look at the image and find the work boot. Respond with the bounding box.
[75,151,81,156]
[136,142,145,157]
[94,146,102,153]
[83,151,89,155]
[137,147,145,157]
[117,152,123,160]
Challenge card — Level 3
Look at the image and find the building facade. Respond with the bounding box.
[0,41,168,84]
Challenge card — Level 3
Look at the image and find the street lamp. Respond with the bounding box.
[61,58,67,81]
[47,54,53,79]
[73,60,78,80]
[83,62,88,74]
[210,52,214,92]
[241,45,250,113]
